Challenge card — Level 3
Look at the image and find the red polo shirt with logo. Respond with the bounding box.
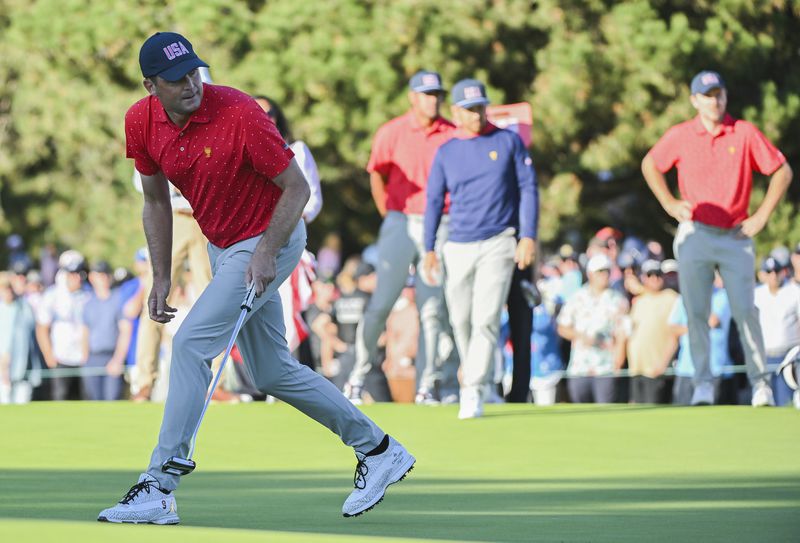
[367,112,456,215]
[125,84,293,248]
[648,114,786,228]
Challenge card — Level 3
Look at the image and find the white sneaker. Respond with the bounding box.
[751,382,775,407]
[690,382,715,406]
[97,473,179,525]
[793,390,800,409]
[344,383,363,405]
[458,387,484,419]
[342,436,415,517]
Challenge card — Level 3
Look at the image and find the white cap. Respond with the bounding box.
[586,253,612,274]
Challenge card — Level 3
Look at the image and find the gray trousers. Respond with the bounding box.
[351,211,458,391]
[442,229,516,394]
[147,221,384,490]
[674,221,769,388]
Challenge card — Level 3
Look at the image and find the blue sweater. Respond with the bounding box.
[424,125,538,251]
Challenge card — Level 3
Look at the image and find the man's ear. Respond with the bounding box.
[143,78,157,96]
[689,94,699,111]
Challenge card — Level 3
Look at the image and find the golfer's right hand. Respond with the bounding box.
[148,282,176,323]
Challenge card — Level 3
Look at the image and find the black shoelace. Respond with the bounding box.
[353,457,369,490]
[119,481,156,504]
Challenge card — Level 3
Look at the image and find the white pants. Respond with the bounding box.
[442,229,516,394]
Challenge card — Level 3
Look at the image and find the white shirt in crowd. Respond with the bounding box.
[291,140,323,223]
[36,284,90,366]
[754,280,800,356]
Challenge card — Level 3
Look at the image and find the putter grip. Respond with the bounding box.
[241,283,257,311]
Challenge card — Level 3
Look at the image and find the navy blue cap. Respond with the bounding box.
[139,32,209,82]
[761,256,783,273]
[451,78,490,108]
[690,70,725,95]
[409,71,444,93]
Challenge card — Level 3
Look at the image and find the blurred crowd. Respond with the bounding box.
[2,228,799,408]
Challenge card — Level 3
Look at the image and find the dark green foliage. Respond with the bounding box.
[0,0,797,265]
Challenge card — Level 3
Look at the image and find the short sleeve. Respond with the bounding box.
[648,125,683,173]
[746,122,786,175]
[36,292,54,326]
[710,290,731,322]
[668,297,684,326]
[557,297,576,328]
[241,100,294,179]
[125,104,160,176]
[366,122,394,176]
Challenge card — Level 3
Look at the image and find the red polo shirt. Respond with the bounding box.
[367,112,456,215]
[125,84,293,248]
[648,114,786,228]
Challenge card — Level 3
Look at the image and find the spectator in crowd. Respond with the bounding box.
[9,261,30,298]
[254,96,323,223]
[667,272,733,405]
[0,272,38,404]
[348,70,458,405]
[791,243,800,286]
[423,78,538,419]
[332,258,375,397]
[754,257,800,406]
[642,69,793,406]
[557,246,583,303]
[623,259,678,404]
[81,261,133,401]
[557,254,629,404]
[316,233,342,282]
[6,234,31,272]
[383,286,420,403]
[306,278,340,380]
[35,250,90,400]
[39,243,59,287]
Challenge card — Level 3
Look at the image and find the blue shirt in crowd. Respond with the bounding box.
[83,290,123,354]
[669,287,732,378]
[424,124,538,251]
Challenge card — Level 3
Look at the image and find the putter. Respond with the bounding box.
[161,282,258,476]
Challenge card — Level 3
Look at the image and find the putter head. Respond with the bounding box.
[161,456,196,476]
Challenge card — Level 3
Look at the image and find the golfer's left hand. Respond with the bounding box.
[515,237,536,270]
[246,247,278,296]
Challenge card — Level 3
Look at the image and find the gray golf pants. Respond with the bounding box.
[147,221,384,490]
[350,211,458,392]
[674,221,769,388]
[442,229,517,395]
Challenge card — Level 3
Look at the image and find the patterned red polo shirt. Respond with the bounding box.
[125,84,294,247]
[648,114,786,228]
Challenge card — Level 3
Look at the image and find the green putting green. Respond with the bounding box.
[1,402,798,542]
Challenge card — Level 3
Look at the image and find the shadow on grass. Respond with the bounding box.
[0,470,798,542]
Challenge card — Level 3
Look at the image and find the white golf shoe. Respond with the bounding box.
[97,473,179,525]
[342,436,415,517]
[458,387,484,419]
[751,382,775,407]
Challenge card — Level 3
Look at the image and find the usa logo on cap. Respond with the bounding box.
[163,41,190,60]
[422,74,440,86]
[464,86,483,99]
[701,73,720,86]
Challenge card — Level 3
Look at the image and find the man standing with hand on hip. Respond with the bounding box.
[642,70,793,407]
[98,32,414,525]
[346,70,458,404]
[423,78,539,419]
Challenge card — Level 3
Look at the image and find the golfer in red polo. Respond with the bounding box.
[642,70,793,406]
[98,32,414,525]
